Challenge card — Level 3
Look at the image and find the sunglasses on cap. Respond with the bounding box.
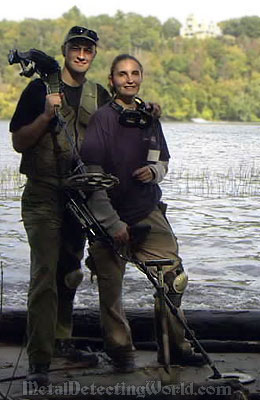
[67,26,99,43]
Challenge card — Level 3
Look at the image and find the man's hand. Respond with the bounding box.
[132,166,154,183]
[145,102,161,118]
[44,93,63,120]
[113,225,130,243]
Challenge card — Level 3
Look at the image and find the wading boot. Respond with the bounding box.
[107,348,136,373]
[26,363,50,386]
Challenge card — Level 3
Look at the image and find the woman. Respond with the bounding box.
[80,54,204,371]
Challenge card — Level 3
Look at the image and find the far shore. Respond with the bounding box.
[1,118,260,125]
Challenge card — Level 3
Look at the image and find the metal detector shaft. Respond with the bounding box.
[157,265,171,373]
[136,259,222,379]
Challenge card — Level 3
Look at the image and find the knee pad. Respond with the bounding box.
[173,270,188,294]
[164,267,188,292]
[64,269,84,289]
[165,266,188,307]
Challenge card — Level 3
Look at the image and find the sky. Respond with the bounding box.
[1,0,260,24]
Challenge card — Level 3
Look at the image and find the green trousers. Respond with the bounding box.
[89,206,192,358]
[22,179,86,365]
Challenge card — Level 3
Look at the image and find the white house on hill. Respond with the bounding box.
[180,14,222,38]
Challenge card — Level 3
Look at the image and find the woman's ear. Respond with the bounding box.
[108,74,114,93]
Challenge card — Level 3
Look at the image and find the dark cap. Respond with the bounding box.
[63,26,99,45]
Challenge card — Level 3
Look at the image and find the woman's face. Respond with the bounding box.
[109,58,143,102]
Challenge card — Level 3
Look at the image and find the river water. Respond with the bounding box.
[0,120,259,310]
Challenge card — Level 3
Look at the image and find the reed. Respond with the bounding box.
[166,165,260,197]
[0,165,259,199]
[0,167,25,198]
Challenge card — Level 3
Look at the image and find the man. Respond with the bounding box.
[9,26,110,385]
[80,54,205,371]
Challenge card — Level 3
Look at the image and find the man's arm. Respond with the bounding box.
[12,93,62,153]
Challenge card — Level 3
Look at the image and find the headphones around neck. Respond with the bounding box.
[110,97,153,129]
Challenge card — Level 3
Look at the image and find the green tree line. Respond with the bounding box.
[1,7,260,121]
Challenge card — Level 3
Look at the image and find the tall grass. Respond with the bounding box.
[165,165,260,197]
[0,166,25,198]
[0,165,259,199]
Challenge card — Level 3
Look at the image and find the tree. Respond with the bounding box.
[221,16,260,38]
[1,9,260,121]
[162,18,181,39]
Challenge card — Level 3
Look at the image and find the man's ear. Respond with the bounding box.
[61,45,66,57]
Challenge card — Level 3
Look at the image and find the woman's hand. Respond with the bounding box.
[145,102,161,118]
[132,166,154,183]
[113,225,130,243]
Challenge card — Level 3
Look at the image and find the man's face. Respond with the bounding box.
[109,59,143,102]
[63,38,96,75]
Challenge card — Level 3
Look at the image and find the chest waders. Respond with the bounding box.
[8,48,255,386]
